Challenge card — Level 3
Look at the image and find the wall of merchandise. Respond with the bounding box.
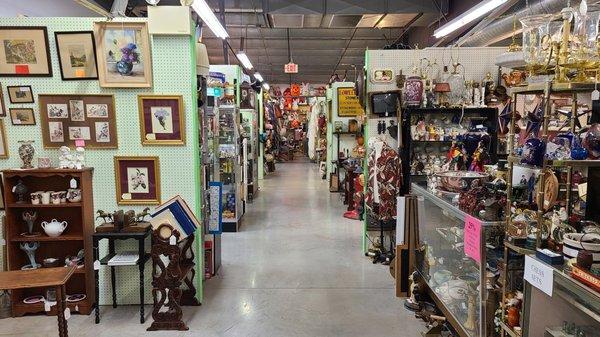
[326,81,358,180]
[0,17,202,304]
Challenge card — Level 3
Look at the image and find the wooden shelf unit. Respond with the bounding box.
[2,168,95,317]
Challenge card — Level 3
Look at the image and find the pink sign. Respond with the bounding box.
[463,214,482,263]
[75,140,85,147]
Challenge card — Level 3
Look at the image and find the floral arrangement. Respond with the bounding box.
[153,108,170,130]
[119,42,139,64]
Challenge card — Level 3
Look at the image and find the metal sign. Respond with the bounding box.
[284,62,298,73]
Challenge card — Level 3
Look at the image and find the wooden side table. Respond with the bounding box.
[92,228,151,324]
[0,267,75,337]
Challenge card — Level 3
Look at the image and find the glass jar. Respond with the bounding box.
[447,63,466,107]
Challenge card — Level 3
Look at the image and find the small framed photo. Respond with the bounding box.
[68,126,91,140]
[47,103,69,118]
[138,95,185,145]
[7,85,33,103]
[9,108,35,125]
[114,156,161,205]
[0,26,52,77]
[48,121,64,143]
[69,100,85,121]
[54,31,98,80]
[0,119,8,158]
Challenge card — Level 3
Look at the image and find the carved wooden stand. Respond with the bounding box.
[147,224,199,331]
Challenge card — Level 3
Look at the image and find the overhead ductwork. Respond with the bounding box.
[460,0,582,47]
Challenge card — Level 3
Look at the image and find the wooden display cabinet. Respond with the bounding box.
[2,168,95,316]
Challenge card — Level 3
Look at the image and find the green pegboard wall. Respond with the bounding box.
[0,17,202,305]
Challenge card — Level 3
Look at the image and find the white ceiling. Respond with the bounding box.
[0,0,101,17]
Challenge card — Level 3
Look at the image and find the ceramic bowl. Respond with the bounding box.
[435,171,490,193]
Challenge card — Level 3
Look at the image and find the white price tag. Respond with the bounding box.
[146,133,156,140]
[70,178,78,189]
[75,305,79,312]
[524,255,554,296]
[44,300,51,312]
[19,86,28,92]
[169,235,176,245]
[11,186,16,192]
[122,193,132,200]
[64,307,71,320]
[13,119,21,125]
[0,238,5,246]
[592,89,600,100]
[93,260,100,270]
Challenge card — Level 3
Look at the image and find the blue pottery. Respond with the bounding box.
[571,146,588,160]
[116,60,133,75]
[521,137,546,166]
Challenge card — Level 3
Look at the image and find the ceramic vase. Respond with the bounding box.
[17,141,35,169]
[116,60,133,75]
[582,123,600,159]
[521,137,546,167]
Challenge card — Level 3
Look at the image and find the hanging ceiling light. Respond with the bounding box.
[433,0,508,38]
[190,0,229,39]
[254,72,264,82]
[236,37,253,70]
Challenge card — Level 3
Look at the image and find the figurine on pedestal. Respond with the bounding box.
[22,211,39,237]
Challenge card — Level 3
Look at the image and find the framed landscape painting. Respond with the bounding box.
[94,22,152,88]
[0,26,52,77]
[9,108,35,125]
[114,156,161,205]
[7,85,33,103]
[55,31,98,80]
[138,95,185,145]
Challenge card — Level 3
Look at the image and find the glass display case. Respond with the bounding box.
[216,105,243,232]
[241,108,258,201]
[412,183,504,337]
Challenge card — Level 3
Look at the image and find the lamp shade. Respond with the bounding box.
[434,82,451,93]
[196,42,210,77]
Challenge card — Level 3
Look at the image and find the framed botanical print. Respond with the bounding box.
[7,85,33,103]
[39,94,118,148]
[0,119,8,158]
[114,156,161,205]
[0,83,5,117]
[9,108,35,125]
[138,95,185,145]
[0,26,52,77]
[55,31,98,80]
[94,22,152,88]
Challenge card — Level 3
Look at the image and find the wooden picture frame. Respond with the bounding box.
[138,95,185,145]
[94,22,153,88]
[0,83,6,117]
[7,85,33,103]
[0,26,52,77]
[55,31,99,81]
[114,156,161,205]
[38,94,118,149]
[0,119,8,159]
[9,108,35,125]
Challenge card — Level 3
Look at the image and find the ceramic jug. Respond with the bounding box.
[41,219,68,237]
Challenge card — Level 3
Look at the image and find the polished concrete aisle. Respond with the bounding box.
[1,159,424,337]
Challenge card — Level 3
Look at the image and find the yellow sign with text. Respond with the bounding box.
[337,87,364,117]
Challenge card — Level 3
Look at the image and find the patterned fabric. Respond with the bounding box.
[365,141,401,220]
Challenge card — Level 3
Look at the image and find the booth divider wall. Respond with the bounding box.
[0,17,203,304]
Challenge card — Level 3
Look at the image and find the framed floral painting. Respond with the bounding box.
[114,156,160,205]
[94,22,152,88]
[138,95,185,145]
[0,26,52,77]
[54,31,98,80]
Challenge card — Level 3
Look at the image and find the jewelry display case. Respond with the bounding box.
[412,183,504,337]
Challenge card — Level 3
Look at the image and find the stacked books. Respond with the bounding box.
[150,195,200,240]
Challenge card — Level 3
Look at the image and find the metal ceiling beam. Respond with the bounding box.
[202,36,393,40]
[391,12,422,45]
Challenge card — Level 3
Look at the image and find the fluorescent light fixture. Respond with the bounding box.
[236,52,253,70]
[254,72,264,82]
[433,0,508,38]
[191,0,229,39]
[262,83,270,90]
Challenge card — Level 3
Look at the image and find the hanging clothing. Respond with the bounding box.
[365,140,402,221]
[307,100,321,160]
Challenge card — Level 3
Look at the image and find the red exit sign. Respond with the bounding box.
[284,62,298,73]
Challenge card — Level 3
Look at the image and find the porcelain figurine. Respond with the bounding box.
[13,180,28,203]
[22,211,38,236]
[20,242,40,269]
[74,147,85,169]
[59,146,75,169]
[17,140,35,169]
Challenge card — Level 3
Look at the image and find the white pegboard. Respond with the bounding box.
[0,17,200,304]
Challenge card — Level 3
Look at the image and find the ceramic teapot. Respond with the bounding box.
[41,219,67,237]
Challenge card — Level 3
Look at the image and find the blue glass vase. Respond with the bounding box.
[116,60,133,76]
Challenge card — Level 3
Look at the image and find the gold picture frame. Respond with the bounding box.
[138,95,185,145]
[94,22,153,88]
[0,119,8,159]
[114,156,161,205]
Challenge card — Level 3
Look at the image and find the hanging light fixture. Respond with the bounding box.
[433,0,508,38]
[236,37,254,70]
[254,72,264,82]
[190,0,229,39]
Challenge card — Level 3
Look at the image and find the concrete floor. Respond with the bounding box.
[2,159,425,336]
